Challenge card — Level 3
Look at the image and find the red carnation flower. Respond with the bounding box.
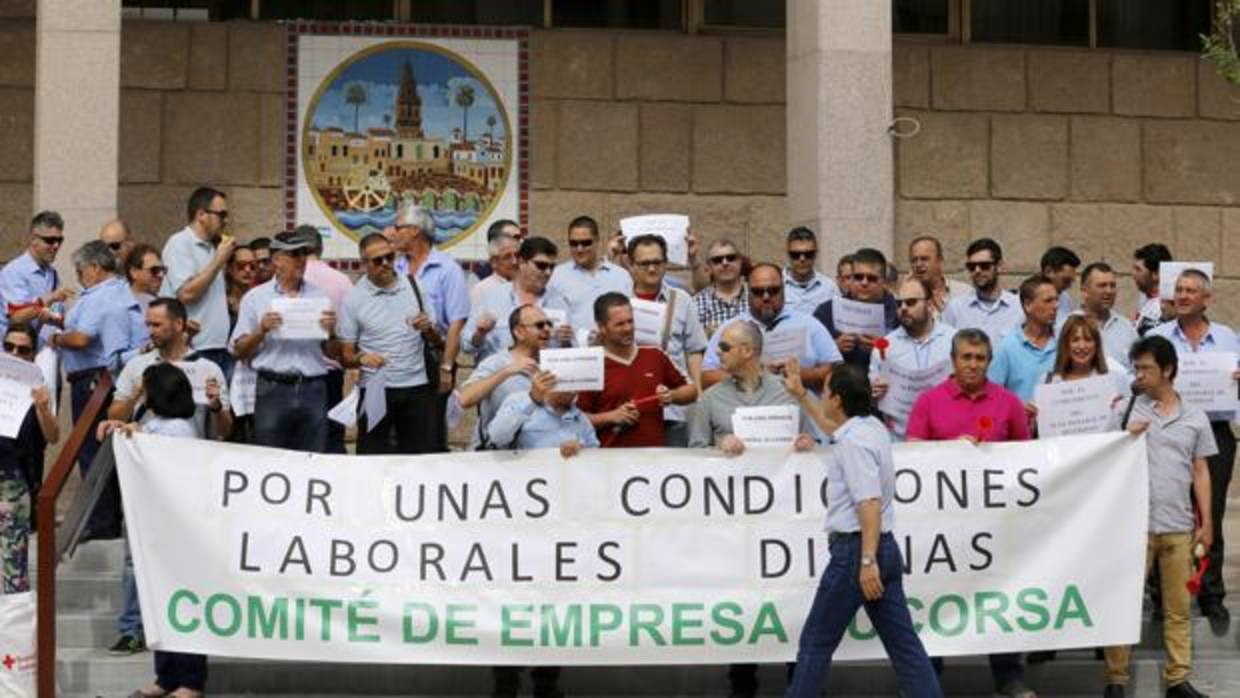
[874,337,890,361]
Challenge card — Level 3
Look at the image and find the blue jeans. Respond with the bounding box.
[253,375,327,453]
[118,530,143,639]
[785,533,941,698]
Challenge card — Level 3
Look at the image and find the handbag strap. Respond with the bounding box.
[660,288,681,351]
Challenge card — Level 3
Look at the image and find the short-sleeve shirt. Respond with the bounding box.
[825,415,896,534]
[546,261,633,333]
[905,378,1030,442]
[942,290,1025,346]
[688,373,815,447]
[1129,394,1218,533]
[115,349,230,438]
[0,251,59,338]
[337,275,426,389]
[463,282,569,363]
[576,347,687,448]
[783,269,839,316]
[1135,296,1164,337]
[462,349,532,449]
[487,392,600,450]
[693,284,747,339]
[1147,319,1240,422]
[812,295,900,366]
[702,310,843,377]
[637,285,708,423]
[304,259,354,311]
[142,416,197,439]
[62,277,147,375]
[987,326,1058,402]
[161,227,230,351]
[868,321,956,437]
[401,248,470,336]
[229,279,332,377]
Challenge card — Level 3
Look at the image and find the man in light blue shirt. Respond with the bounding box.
[1068,262,1139,368]
[458,304,552,450]
[230,228,339,453]
[1,211,73,341]
[161,187,235,373]
[942,238,1024,345]
[988,275,1059,403]
[547,216,632,335]
[869,277,956,437]
[782,226,839,315]
[487,371,599,453]
[464,236,570,363]
[1149,268,1240,626]
[702,264,842,394]
[337,232,438,455]
[1040,246,1080,325]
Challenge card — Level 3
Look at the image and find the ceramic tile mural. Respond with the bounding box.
[288,23,528,264]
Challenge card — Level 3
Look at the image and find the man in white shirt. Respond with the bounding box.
[160,187,236,373]
[870,277,955,438]
[906,235,972,315]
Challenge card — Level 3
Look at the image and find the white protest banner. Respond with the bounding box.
[230,362,257,417]
[831,298,886,336]
[1158,262,1213,300]
[620,215,690,266]
[271,297,331,340]
[0,378,33,439]
[878,361,952,434]
[631,298,667,347]
[761,327,806,363]
[1175,352,1238,413]
[731,406,799,446]
[540,347,604,391]
[1034,375,1118,437]
[116,432,1147,665]
[0,353,44,389]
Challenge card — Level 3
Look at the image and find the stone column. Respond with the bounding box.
[34,0,120,276]
[786,0,893,272]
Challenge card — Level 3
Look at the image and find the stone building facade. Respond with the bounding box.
[0,8,1238,320]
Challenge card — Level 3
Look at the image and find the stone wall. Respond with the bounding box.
[2,19,1239,321]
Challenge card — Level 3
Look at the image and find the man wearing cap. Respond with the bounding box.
[229,227,340,453]
[161,187,236,374]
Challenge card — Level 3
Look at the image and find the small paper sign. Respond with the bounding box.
[540,347,605,392]
[620,214,690,266]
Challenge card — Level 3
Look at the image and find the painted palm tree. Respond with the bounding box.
[486,115,497,140]
[455,84,475,141]
[345,82,367,133]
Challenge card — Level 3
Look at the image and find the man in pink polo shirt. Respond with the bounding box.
[905,327,1034,698]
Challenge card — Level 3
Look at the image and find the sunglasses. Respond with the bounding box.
[568,239,594,249]
[367,252,396,267]
[709,253,738,265]
[965,261,996,272]
[750,286,782,298]
[897,297,927,308]
[789,250,817,261]
[633,259,666,270]
[522,320,555,331]
[204,209,229,221]
[851,273,882,284]
[717,340,733,353]
[280,248,308,258]
[107,242,124,251]
[234,261,257,271]
[256,257,273,266]
[530,260,555,273]
[35,235,64,246]
[143,265,167,276]
[3,341,33,357]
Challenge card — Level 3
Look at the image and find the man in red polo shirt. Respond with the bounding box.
[579,292,698,447]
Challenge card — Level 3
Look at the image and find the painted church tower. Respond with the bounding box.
[395,60,424,139]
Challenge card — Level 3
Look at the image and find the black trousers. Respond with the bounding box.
[492,666,560,696]
[1200,420,1236,607]
[357,385,441,455]
[155,650,207,691]
[324,368,347,454]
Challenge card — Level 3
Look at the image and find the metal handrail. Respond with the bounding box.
[35,373,113,698]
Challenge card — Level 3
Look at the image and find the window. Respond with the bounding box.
[553,0,682,30]
[893,0,950,35]
[971,0,1090,46]
[1097,0,1212,51]
[703,0,785,29]
[121,0,249,20]
[407,0,542,25]
[259,0,395,20]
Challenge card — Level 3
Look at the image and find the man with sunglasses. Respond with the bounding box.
[464,236,570,364]
[701,264,842,393]
[229,228,340,453]
[693,239,748,338]
[942,238,1025,346]
[1,210,74,339]
[869,277,956,438]
[812,247,898,367]
[458,303,553,450]
[783,227,839,315]
[123,244,166,313]
[98,218,134,265]
[250,236,274,285]
[161,187,236,374]
[547,215,632,337]
[338,233,440,455]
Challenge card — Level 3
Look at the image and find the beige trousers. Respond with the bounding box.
[1103,532,1193,687]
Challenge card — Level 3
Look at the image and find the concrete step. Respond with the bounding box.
[51,649,1240,697]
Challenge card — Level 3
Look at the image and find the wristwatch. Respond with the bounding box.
[860,555,875,567]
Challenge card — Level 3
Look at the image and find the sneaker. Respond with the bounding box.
[1200,603,1231,637]
[1104,685,1125,698]
[999,680,1038,698]
[1165,681,1209,698]
[108,635,146,655]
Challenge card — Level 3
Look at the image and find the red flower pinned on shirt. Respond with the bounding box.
[874,337,890,361]
[976,415,994,442]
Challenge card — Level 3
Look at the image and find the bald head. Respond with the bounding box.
[99,219,133,262]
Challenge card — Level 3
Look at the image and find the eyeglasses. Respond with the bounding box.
[107,242,124,251]
[204,209,229,221]
[366,252,396,267]
[233,261,257,271]
[750,286,782,298]
[717,340,733,353]
[633,259,665,270]
[568,239,594,249]
[3,341,33,358]
[522,320,554,331]
[34,235,64,246]
[896,297,927,308]
[851,273,882,284]
[965,261,996,272]
[709,253,738,265]
[789,250,817,261]
[530,260,555,273]
[143,265,167,276]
